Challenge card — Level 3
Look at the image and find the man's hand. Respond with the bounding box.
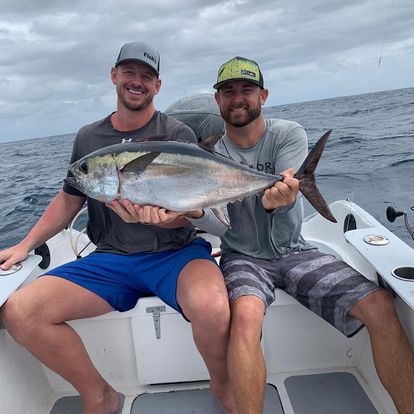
[0,243,30,271]
[262,168,299,211]
[106,200,203,228]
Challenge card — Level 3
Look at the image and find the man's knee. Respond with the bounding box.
[1,291,37,341]
[178,262,230,324]
[350,290,399,330]
[189,288,230,326]
[231,296,265,342]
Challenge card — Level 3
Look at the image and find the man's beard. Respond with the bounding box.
[118,86,153,111]
[220,100,261,127]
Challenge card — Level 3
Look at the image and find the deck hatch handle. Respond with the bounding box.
[146,305,166,339]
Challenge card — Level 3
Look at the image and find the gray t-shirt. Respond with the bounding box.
[214,118,313,260]
[63,111,198,254]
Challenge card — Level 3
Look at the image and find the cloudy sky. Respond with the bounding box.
[0,0,413,143]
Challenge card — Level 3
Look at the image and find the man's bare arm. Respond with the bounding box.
[0,191,86,270]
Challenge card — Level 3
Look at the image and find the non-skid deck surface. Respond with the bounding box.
[50,393,124,414]
[50,372,378,413]
[131,384,283,413]
[285,372,379,413]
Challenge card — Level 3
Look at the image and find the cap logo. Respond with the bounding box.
[144,52,157,63]
[241,69,256,78]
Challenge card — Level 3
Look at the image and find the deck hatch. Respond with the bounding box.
[285,372,378,413]
[131,384,283,413]
[50,393,125,414]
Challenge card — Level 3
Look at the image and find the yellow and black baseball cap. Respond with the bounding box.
[214,56,264,90]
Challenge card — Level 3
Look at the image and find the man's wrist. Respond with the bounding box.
[262,195,275,210]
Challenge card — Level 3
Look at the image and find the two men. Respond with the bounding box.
[0,42,233,414]
[1,42,413,414]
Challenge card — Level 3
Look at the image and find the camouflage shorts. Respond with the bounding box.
[220,250,381,337]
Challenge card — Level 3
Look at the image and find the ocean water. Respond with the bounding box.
[1,87,413,250]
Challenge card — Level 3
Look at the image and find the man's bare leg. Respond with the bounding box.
[228,296,266,414]
[349,290,414,414]
[1,276,120,414]
[177,259,237,414]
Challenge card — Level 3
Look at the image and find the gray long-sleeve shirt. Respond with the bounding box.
[192,118,313,260]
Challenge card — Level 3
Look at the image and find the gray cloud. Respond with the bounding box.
[0,0,413,142]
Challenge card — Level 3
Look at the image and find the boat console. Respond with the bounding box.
[345,226,414,310]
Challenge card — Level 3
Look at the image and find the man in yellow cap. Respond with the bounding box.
[209,55,414,414]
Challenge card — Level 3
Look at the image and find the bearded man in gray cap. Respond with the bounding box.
[0,42,235,414]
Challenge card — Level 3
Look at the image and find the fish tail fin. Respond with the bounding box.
[300,179,337,223]
[295,130,337,223]
[211,205,231,228]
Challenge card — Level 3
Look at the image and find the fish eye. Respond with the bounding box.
[79,161,88,174]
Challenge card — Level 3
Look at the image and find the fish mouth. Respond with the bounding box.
[64,177,83,193]
[68,162,80,176]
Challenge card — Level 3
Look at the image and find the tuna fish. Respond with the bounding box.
[65,130,336,226]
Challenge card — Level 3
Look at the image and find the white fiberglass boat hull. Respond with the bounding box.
[1,200,413,414]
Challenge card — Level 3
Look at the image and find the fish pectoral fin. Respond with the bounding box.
[121,152,161,173]
[211,205,231,228]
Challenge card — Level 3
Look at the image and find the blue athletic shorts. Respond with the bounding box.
[46,238,216,314]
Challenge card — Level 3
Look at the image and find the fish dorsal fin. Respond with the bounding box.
[199,132,225,150]
[121,152,161,173]
[198,133,240,162]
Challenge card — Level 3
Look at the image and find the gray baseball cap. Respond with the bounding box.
[115,41,160,76]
